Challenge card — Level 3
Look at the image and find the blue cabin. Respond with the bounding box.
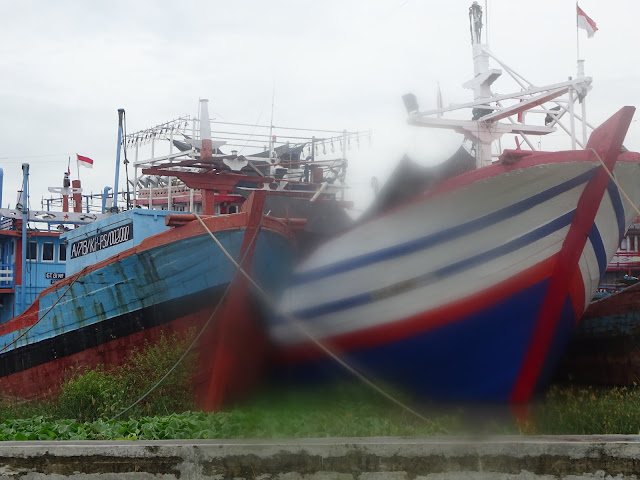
[0,209,174,324]
[0,219,67,322]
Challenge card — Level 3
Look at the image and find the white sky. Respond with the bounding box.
[1,0,639,213]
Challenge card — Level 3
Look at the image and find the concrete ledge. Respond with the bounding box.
[1,436,640,479]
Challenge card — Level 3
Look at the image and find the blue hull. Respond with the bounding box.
[0,227,295,382]
[277,279,578,403]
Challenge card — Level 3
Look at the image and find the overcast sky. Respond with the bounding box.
[1,0,639,213]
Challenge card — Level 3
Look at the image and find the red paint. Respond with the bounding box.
[510,107,636,403]
[275,254,558,364]
[72,180,82,214]
[203,191,269,411]
[141,168,274,192]
[0,306,236,403]
[568,268,586,325]
[0,193,282,409]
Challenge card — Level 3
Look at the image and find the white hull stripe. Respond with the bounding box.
[294,167,597,285]
[287,210,575,321]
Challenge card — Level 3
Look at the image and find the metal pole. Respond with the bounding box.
[20,163,28,314]
[581,97,588,147]
[568,87,577,150]
[113,109,125,212]
[484,0,488,46]
[133,142,139,208]
[168,128,174,211]
[576,2,580,63]
[0,168,3,209]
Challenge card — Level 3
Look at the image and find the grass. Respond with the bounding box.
[2,328,640,439]
[531,384,640,435]
[4,380,640,439]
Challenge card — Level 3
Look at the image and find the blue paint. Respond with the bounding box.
[285,210,574,322]
[294,167,596,284]
[607,180,626,241]
[0,228,295,351]
[279,279,577,402]
[534,295,577,394]
[62,209,173,275]
[588,224,607,280]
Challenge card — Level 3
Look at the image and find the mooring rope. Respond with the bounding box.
[109,213,265,421]
[590,148,640,217]
[193,214,433,424]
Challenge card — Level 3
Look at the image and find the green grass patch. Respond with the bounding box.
[4,329,640,440]
[531,384,640,435]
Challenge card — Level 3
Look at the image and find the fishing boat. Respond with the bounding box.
[268,4,640,404]
[0,100,361,410]
[0,168,109,323]
[555,220,640,386]
[558,281,640,386]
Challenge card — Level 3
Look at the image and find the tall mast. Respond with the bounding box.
[404,2,592,167]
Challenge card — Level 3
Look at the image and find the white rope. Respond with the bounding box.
[194,214,433,424]
[590,148,640,217]
[110,214,265,421]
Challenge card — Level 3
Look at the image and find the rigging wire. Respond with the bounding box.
[236,105,265,155]
[192,215,433,424]
[108,211,265,421]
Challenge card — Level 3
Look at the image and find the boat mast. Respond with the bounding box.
[112,109,125,212]
[19,164,28,315]
[404,2,593,168]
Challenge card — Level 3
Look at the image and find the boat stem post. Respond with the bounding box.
[20,163,28,314]
[113,109,125,212]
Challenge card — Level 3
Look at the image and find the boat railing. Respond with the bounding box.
[0,264,14,288]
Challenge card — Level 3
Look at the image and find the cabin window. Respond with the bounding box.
[26,242,37,260]
[59,244,67,262]
[228,206,237,214]
[42,242,54,262]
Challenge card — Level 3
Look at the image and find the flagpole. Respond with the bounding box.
[75,154,80,181]
[576,2,580,69]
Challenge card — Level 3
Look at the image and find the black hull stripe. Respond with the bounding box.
[0,284,228,378]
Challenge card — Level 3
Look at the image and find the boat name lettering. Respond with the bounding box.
[70,223,134,259]
[45,272,65,279]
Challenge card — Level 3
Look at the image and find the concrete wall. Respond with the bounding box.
[1,436,640,479]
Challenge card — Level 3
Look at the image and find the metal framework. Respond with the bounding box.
[407,5,592,168]
[126,101,367,211]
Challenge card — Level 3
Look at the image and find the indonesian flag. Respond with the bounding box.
[577,5,598,38]
[77,154,94,168]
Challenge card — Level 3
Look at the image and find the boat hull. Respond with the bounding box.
[0,212,296,403]
[270,109,640,403]
[558,281,640,385]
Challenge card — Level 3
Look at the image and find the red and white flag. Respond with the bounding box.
[577,5,598,38]
[77,154,94,168]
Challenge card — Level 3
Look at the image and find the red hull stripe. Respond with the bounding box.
[510,106,636,403]
[277,254,558,363]
[569,267,586,325]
